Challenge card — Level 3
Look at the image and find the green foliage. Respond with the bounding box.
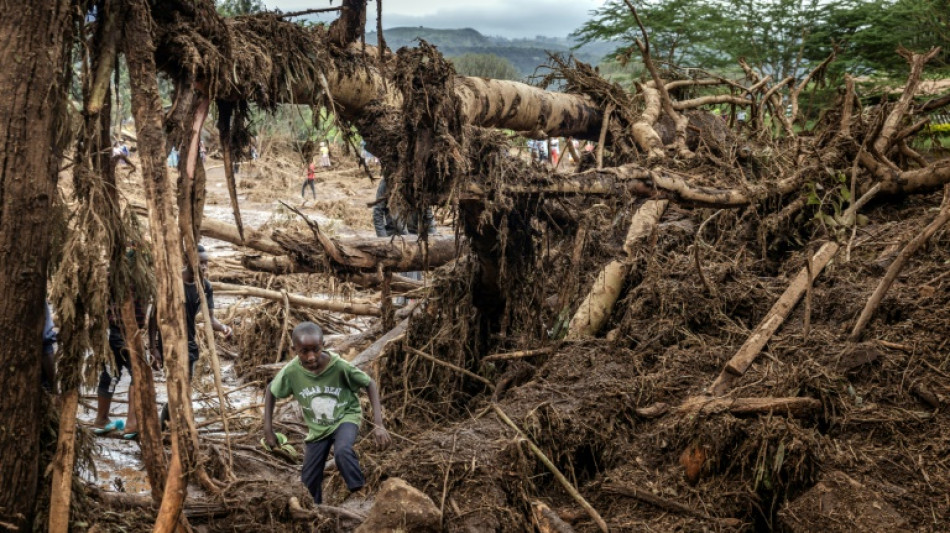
[449,53,522,81]
[573,0,826,79]
[216,0,265,16]
[929,123,950,133]
[574,0,947,79]
[810,0,950,77]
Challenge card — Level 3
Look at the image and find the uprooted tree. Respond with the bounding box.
[1,0,949,531]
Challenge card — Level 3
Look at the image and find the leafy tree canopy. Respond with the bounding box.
[573,0,948,80]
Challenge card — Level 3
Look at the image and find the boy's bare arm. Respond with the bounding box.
[263,386,278,448]
[366,379,392,449]
[207,306,233,338]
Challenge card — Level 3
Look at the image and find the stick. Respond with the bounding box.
[211,281,381,316]
[279,6,343,18]
[603,483,741,526]
[482,347,554,362]
[595,103,613,170]
[405,346,494,389]
[274,290,291,364]
[677,396,822,417]
[492,405,609,533]
[850,185,950,341]
[709,241,839,396]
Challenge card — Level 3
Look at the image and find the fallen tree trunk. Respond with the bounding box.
[200,216,459,273]
[211,281,382,316]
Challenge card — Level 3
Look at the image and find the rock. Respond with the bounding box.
[779,471,907,532]
[355,478,441,533]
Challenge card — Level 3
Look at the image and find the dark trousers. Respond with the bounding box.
[97,326,133,398]
[301,179,316,199]
[301,422,364,504]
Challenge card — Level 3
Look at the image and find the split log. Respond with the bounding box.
[850,185,950,341]
[677,396,822,418]
[200,217,284,255]
[566,199,667,339]
[709,241,839,396]
[210,281,382,316]
[350,315,411,369]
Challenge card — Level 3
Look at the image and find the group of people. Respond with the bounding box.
[40,246,233,439]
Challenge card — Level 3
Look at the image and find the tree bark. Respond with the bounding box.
[120,296,167,503]
[123,1,197,529]
[48,389,80,533]
[0,2,74,529]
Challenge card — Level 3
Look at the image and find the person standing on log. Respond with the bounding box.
[155,245,232,429]
[263,321,391,504]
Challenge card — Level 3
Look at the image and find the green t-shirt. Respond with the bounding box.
[270,352,372,442]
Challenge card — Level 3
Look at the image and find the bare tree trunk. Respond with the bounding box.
[120,296,167,502]
[0,2,74,529]
[48,389,79,533]
[123,1,197,529]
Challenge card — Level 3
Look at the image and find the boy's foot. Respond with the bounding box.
[93,419,124,435]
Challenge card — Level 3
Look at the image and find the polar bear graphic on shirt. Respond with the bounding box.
[310,395,338,424]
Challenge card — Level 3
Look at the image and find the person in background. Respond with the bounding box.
[302,160,317,200]
[41,302,57,392]
[319,141,331,168]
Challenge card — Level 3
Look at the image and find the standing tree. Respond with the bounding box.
[0,2,76,530]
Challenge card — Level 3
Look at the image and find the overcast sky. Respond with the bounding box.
[266,0,610,39]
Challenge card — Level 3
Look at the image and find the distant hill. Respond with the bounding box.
[366,27,615,77]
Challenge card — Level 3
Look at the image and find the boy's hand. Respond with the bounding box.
[221,325,233,339]
[371,427,392,450]
[264,429,279,450]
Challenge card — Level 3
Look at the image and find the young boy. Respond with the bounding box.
[264,322,391,504]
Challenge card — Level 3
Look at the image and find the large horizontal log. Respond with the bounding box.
[199,217,460,272]
[210,281,381,316]
[154,7,603,139]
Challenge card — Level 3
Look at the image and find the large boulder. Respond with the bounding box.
[355,477,442,532]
